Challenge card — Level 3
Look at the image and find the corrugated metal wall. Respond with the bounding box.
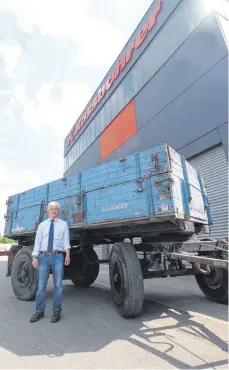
[189,145,228,239]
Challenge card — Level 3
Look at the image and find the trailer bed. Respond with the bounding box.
[4,144,211,241]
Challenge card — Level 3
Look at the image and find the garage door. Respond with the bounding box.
[189,145,228,239]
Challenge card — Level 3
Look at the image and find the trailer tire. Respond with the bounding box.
[11,246,38,301]
[6,244,23,277]
[109,242,144,318]
[195,268,228,304]
[70,249,100,287]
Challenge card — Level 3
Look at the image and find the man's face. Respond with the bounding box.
[48,205,59,220]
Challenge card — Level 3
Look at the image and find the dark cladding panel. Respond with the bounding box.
[65,137,100,176]
[105,56,228,162]
[135,13,228,131]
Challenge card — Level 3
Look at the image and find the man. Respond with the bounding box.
[30,201,71,323]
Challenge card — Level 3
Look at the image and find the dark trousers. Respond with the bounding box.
[36,254,64,313]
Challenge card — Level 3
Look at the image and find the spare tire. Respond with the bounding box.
[11,246,38,301]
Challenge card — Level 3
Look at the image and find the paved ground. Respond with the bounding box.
[0,256,228,369]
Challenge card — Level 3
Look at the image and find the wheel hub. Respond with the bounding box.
[204,267,223,290]
[113,264,122,295]
[17,261,31,286]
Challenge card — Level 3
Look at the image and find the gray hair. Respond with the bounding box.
[47,201,60,210]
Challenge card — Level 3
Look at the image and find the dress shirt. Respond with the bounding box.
[32,218,71,257]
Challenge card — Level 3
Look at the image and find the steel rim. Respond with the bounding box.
[113,262,122,296]
[17,260,32,287]
[203,267,223,290]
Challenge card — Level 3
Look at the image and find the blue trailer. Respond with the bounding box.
[4,144,228,317]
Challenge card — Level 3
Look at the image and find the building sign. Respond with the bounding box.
[67,0,162,147]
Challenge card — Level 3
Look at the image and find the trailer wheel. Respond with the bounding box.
[11,246,38,301]
[70,249,100,287]
[109,242,144,318]
[195,268,228,304]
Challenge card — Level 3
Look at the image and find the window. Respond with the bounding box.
[123,71,134,105]
[100,107,106,132]
[88,124,93,147]
[185,0,205,31]
[104,99,111,128]
[116,83,125,113]
[132,60,143,95]
[160,21,176,63]
[148,34,164,78]
[110,90,118,121]
[79,135,83,157]
[95,113,101,138]
[171,3,192,48]
[85,126,89,149]
[72,144,76,163]
[69,149,72,168]
[82,131,86,153]
[71,148,74,166]
[66,154,69,169]
[91,118,96,142]
[76,139,79,160]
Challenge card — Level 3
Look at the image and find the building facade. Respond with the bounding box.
[64,0,228,238]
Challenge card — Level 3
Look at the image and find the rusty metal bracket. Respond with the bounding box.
[136,179,144,192]
[76,194,82,207]
[152,153,160,171]
[155,177,174,185]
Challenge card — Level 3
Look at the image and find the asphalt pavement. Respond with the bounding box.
[0,256,228,369]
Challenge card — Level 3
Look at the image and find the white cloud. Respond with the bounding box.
[52,153,64,173]
[0,0,89,37]
[74,17,124,68]
[0,0,120,68]
[0,41,22,75]
[19,80,91,135]
[13,83,28,104]
[0,0,149,69]
[0,165,9,185]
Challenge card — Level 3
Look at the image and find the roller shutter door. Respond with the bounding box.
[189,145,228,239]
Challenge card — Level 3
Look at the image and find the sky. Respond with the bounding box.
[0,0,153,235]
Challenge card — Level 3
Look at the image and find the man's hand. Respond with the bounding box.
[65,249,71,266]
[32,257,39,269]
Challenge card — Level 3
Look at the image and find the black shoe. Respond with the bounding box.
[51,311,61,323]
[30,312,44,323]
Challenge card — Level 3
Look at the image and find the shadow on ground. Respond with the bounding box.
[0,260,228,369]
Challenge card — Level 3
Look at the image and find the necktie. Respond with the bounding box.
[47,220,54,253]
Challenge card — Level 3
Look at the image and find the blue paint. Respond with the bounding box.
[181,156,192,203]
[197,172,213,225]
[181,179,190,219]
[4,144,210,237]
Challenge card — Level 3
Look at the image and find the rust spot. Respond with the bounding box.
[72,212,84,224]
